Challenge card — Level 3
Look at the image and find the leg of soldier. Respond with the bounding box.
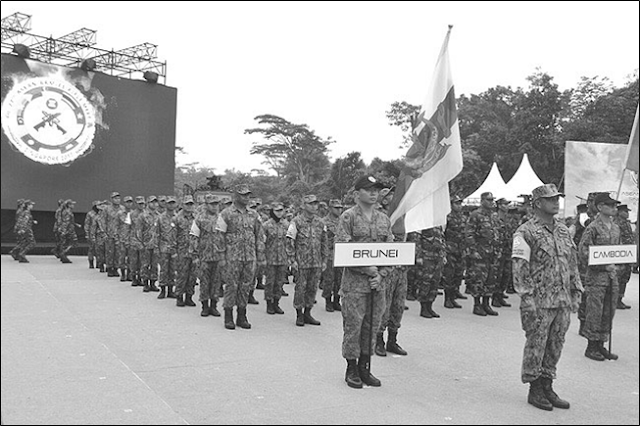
[305,268,321,309]
[342,292,368,360]
[378,272,395,335]
[159,253,170,288]
[601,281,619,343]
[237,261,256,310]
[321,264,334,301]
[465,259,486,299]
[87,239,95,264]
[388,268,408,333]
[175,255,188,298]
[199,261,215,302]
[150,250,159,282]
[105,238,116,269]
[333,267,343,304]
[96,238,106,271]
[521,307,554,383]
[273,265,285,302]
[264,264,276,302]
[129,249,140,284]
[579,286,608,342]
[617,265,631,308]
[406,266,418,300]
[22,231,36,257]
[223,261,240,309]
[360,290,386,357]
[186,258,197,298]
[540,308,571,380]
[140,249,151,282]
[294,268,309,311]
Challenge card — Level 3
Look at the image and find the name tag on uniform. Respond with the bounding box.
[588,245,637,265]
[334,242,416,267]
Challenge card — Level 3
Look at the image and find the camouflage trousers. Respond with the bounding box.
[159,252,177,288]
[495,251,512,294]
[466,255,498,298]
[59,232,77,256]
[175,255,197,297]
[117,243,130,270]
[441,251,464,291]
[254,263,266,289]
[415,258,443,303]
[294,267,321,310]
[94,237,106,268]
[14,231,36,256]
[265,264,287,301]
[520,307,571,383]
[578,283,618,342]
[379,267,407,334]
[321,264,343,300]
[105,237,117,268]
[223,261,256,309]
[87,240,95,262]
[617,265,632,298]
[341,290,386,360]
[140,248,159,281]
[407,267,418,298]
[129,248,142,278]
[199,260,223,302]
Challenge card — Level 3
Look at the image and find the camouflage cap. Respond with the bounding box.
[135,196,146,204]
[481,192,495,201]
[531,184,564,202]
[166,196,177,203]
[123,196,134,202]
[204,194,220,204]
[110,191,120,198]
[222,196,233,204]
[594,192,620,206]
[25,199,35,205]
[271,201,285,210]
[158,195,167,202]
[576,203,588,212]
[65,199,76,205]
[319,201,328,208]
[183,195,195,204]
[329,199,343,208]
[496,197,510,205]
[234,184,251,195]
[303,194,319,204]
[147,195,158,203]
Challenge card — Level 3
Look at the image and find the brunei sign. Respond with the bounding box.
[334,242,416,267]
[588,245,638,266]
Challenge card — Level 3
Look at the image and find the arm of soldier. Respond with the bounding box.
[578,225,609,273]
[335,211,377,277]
[169,220,178,256]
[568,242,583,312]
[512,231,536,311]
[285,220,297,268]
[321,224,329,271]
[255,218,266,265]
[464,215,481,259]
[407,232,423,265]
[214,213,228,259]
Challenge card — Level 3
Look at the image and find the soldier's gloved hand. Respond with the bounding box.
[369,273,382,290]
[362,266,378,277]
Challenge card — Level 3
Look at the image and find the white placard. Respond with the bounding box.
[333,243,416,267]
[588,245,637,266]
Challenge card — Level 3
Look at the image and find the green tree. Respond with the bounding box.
[385,101,421,147]
[326,151,366,201]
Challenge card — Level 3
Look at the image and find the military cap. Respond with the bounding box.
[319,201,328,208]
[354,175,384,191]
[576,203,588,212]
[254,198,262,205]
[183,195,195,204]
[271,201,285,210]
[222,196,233,204]
[25,199,35,205]
[531,184,564,202]
[123,196,134,202]
[204,194,220,204]
[594,193,620,206]
[135,196,146,204]
[64,199,76,205]
[617,204,631,211]
[329,199,343,208]
[147,195,158,203]
[234,184,251,195]
[110,191,120,198]
[158,195,167,202]
[303,194,319,204]
[481,192,495,201]
[57,199,65,205]
[92,200,99,207]
[496,197,510,205]
[166,196,177,203]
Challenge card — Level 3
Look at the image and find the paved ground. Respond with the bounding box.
[1,255,638,425]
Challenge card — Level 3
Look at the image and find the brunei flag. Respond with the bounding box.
[388,26,463,233]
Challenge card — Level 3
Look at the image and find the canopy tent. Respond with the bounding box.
[464,162,509,204]
[503,153,546,202]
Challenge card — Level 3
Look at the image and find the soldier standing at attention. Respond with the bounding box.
[614,204,633,309]
[105,192,124,278]
[118,196,135,281]
[286,194,328,327]
[137,196,160,293]
[157,196,178,299]
[157,195,167,215]
[172,195,198,308]
[14,199,37,263]
[52,199,64,258]
[262,201,288,315]
[493,198,513,308]
[336,175,392,389]
[512,183,582,411]
[441,195,467,308]
[92,201,108,272]
[216,184,266,330]
[409,226,446,318]
[129,197,146,287]
[84,201,99,269]
[58,199,78,263]
[578,193,622,361]
[322,199,344,312]
[465,192,501,317]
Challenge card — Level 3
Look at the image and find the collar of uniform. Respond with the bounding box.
[353,204,379,221]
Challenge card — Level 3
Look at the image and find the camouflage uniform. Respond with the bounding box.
[92,206,108,270]
[58,202,78,256]
[464,207,501,297]
[379,230,408,335]
[578,215,621,342]
[192,206,224,303]
[15,204,36,257]
[104,199,124,271]
[322,212,344,305]
[441,209,466,293]
[128,202,145,284]
[512,215,582,383]
[496,212,517,295]
[614,214,634,302]
[409,227,446,304]
[117,204,134,273]
[52,201,63,257]
[286,212,328,310]
[263,216,289,303]
[135,201,159,283]
[174,207,197,298]
[157,207,177,290]
[84,205,98,266]
[336,204,393,360]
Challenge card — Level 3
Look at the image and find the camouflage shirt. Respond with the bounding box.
[578,215,621,284]
[157,211,177,254]
[191,211,224,262]
[173,210,195,256]
[117,210,134,245]
[92,211,108,241]
[323,215,341,255]
[512,216,583,309]
[444,210,466,254]
[15,209,34,233]
[263,218,289,266]
[615,216,634,245]
[135,209,158,250]
[409,227,446,261]
[59,207,76,236]
[286,214,328,268]
[104,204,124,239]
[465,207,501,259]
[216,204,265,263]
[84,210,98,242]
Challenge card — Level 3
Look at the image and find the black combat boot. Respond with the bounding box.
[10,248,18,260]
[149,281,160,292]
[296,309,305,327]
[449,291,462,309]
[426,301,440,318]
[143,280,151,293]
[444,290,455,309]
[185,295,197,307]
[200,300,210,316]
[60,254,72,264]
[89,259,95,269]
[491,294,503,308]
[157,287,166,299]
[482,296,498,316]
[375,333,387,357]
[386,331,408,356]
[528,377,553,411]
[345,359,363,389]
[236,308,251,329]
[167,286,177,298]
[18,254,30,263]
[125,270,132,281]
[131,275,139,287]
[248,290,259,305]
[358,355,381,387]
[108,267,119,277]
[333,295,342,311]
[176,294,185,307]
[584,340,605,361]
[99,264,105,273]
[420,302,433,318]
[266,300,276,315]
[208,299,220,315]
[304,307,321,325]
[473,297,487,316]
[273,298,284,314]
[224,308,235,330]
[597,341,619,360]
[455,289,468,300]
[540,377,570,409]
[325,297,334,312]
[120,269,127,282]
[499,294,512,307]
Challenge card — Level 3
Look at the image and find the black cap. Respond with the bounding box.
[354,175,384,191]
[594,193,620,206]
[617,204,631,211]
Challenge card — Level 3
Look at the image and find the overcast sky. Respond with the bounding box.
[3,1,639,174]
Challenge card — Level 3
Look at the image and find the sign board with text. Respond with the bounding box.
[588,245,638,266]
[333,242,416,267]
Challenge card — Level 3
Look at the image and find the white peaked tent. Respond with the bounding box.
[503,153,545,201]
[464,162,509,204]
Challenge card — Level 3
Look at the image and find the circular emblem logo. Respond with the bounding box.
[1,77,96,165]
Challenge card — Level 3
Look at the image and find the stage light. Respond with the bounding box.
[80,58,97,71]
[12,44,31,59]
[143,71,159,84]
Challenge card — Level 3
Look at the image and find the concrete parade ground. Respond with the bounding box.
[1,255,638,425]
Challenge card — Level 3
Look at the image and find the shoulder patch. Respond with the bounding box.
[512,233,531,262]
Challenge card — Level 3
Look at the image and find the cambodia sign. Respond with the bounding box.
[588,245,638,266]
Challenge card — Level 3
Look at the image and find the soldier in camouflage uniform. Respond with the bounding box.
[578,193,622,361]
[104,192,124,277]
[14,199,37,263]
[92,201,108,272]
[84,201,99,269]
[58,199,78,263]
[128,197,146,286]
[157,195,167,215]
[10,199,25,261]
[117,196,135,281]
[493,198,514,308]
[464,192,501,317]
[336,175,392,389]
[322,199,344,312]
[262,201,288,315]
[512,183,582,411]
[191,194,224,316]
[441,195,467,308]
[615,204,633,309]
[408,226,446,319]
[216,184,266,330]
[173,195,198,308]
[286,194,328,327]
[51,199,64,259]
[136,196,160,292]
[157,196,178,299]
